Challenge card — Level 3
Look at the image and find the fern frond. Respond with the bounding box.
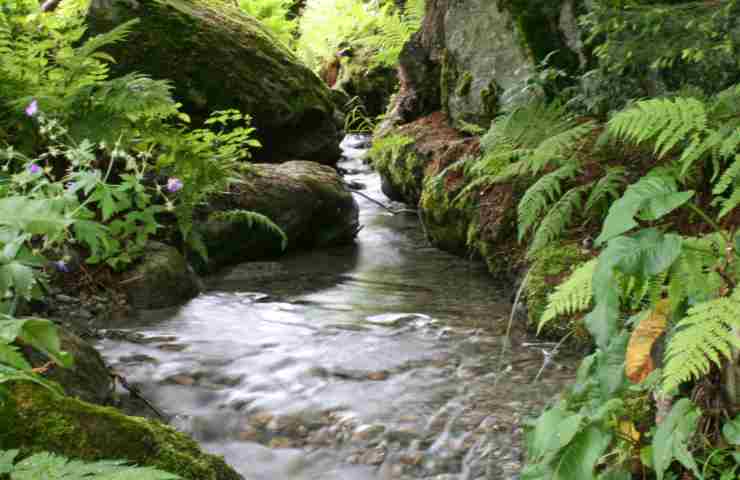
[663,290,740,392]
[209,209,288,250]
[667,234,725,306]
[517,164,579,241]
[539,259,597,332]
[74,19,140,60]
[526,121,597,174]
[0,449,180,479]
[585,166,626,213]
[528,184,589,256]
[608,97,708,159]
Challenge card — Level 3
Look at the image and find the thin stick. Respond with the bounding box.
[112,372,166,420]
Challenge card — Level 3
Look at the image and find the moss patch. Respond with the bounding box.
[525,242,591,339]
[0,383,241,480]
[87,0,340,161]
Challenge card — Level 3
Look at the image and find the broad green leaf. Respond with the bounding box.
[554,425,612,480]
[597,469,632,480]
[0,197,72,237]
[528,406,569,461]
[596,176,693,245]
[0,449,19,474]
[17,319,73,368]
[0,363,64,395]
[0,343,31,370]
[0,261,36,299]
[652,398,702,480]
[722,414,740,445]
[596,333,629,400]
[520,463,553,480]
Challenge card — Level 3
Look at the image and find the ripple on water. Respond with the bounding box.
[98,137,575,479]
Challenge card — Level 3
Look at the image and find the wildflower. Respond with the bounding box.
[53,260,70,273]
[166,177,183,193]
[28,163,42,174]
[25,99,38,117]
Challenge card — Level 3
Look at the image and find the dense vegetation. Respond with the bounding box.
[3,0,740,479]
[421,1,740,478]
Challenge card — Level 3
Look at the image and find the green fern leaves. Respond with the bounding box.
[663,290,740,393]
[539,259,597,332]
[0,450,180,479]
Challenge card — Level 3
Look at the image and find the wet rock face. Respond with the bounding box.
[121,241,201,309]
[385,0,582,130]
[87,0,342,163]
[202,161,360,271]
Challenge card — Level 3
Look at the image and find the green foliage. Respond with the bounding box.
[209,210,288,251]
[539,259,597,332]
[663,290,740,393]
[0,7,179,149]
[239,0,297,47]
[0,449,179,479]
[444,100,602,257]
[652,399,703,480]
[297,0,423,70]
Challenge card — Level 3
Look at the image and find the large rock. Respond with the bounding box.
[87,0,342,162]
[0,383,242,480]
[382,0,583,131]
[202,161,359,270]
[371,112,520,275]
[23,329,113,406]
[121,241,201,309]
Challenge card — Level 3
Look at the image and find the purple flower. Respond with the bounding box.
[53,260,70,273]
[25,100,38,117]
[28,163,42,174]
[166,177,183,193]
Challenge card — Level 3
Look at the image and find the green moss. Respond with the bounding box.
[419,181,473,255]
[369,134,426,203]
[440,49,459,116]
[480,80,500,119]
[0,383,241,480]
[499,0,580,74]
[455,72,473,97]
[87,0,339,159]
[525,242,590,338]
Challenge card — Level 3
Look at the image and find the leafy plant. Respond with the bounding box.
[239,0,297,47]
[0,449,179,479]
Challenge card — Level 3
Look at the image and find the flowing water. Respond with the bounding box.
[97,136,575,480]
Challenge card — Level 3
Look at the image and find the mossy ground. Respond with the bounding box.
[525,242,592,341]
[0,383,242,480]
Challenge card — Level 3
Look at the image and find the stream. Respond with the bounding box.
[96,136,575,480]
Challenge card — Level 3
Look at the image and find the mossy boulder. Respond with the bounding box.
[23,329,112,406]
[87,0,341,162]
[370,112,477,206]
[0,383,242,480]
[383,0,583,131]
[202,161,359,270]
[121,241,201,309]
[525,242,592,339]
[333,49,399,119]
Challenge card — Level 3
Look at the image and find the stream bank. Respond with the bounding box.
[88,137,577,479]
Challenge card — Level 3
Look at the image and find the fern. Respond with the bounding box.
[209,209,288,251]
[517,164,579,241]
[0,449,179,479]
[663,290,740,393]
[608,97,708,159]
[585,166,626,213]
[529,184,590,256]
[539,259,597,332]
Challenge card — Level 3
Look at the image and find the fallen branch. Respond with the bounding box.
[342,181,417,215]
[111,372,166,420]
